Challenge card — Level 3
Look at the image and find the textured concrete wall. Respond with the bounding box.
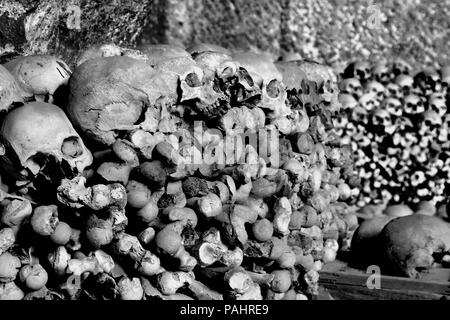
[1,0,449,70]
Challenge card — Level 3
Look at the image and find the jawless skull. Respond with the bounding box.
[0,102,93,183]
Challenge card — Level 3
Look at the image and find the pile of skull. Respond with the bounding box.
[336,60,450,208]
[0,43,358,300]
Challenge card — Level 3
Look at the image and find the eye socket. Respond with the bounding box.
[266,79,282,98]
[185,72,202,87]
[61,136,84,158]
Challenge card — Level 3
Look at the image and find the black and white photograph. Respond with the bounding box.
[0,0,450,307]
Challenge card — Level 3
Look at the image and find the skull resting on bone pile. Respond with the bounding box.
[343,61,372,82]
[76,43,148,66]
[67,56,179,146]
[178,52,233,119]
[0,102,93,185]
[379,215,450,278]
[5,55,72,104]
[0,65,23,112]
[286,60,341,114]
[232,52,289,117]
[193,51,261,111]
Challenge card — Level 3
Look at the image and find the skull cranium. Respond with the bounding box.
[364,81,385,102]
[0,102,93,183]
[67,56,174,146]
[4,55,72,103]
[384,98,402,118]
[359,92,379,112]
[404,94,425,115]
[395,75,414,96]
[428,96,447,117]
[339,78,363,99]
[344,61,372,82]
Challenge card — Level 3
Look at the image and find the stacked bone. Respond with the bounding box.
[0,43,358,300]
[335,60,450,208]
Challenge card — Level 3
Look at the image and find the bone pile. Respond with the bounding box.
[0,44,358,300]
[335,60,450,208]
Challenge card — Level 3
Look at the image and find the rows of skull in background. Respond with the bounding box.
[336,60,450,207]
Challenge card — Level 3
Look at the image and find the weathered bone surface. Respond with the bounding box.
[0,102,93,182]
[5,55,72,103]
[67,56,179,146]
[380,215,450,278]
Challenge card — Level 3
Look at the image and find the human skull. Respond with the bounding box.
[233,52,289,117]
[344,61,372,82]
[380,215,450,278]
[419,110,442,136]
[364,81,385,101]
[0,102,93,182]
[428,96,447,117]
[414,68,442,93]
[67,56,175,146]
[338,93,358,111]
[351,106,369,124]
[4,55,72,103]
[339,78,363,98]
[178,55,233,119]
[372,61,392,84]
[281,60,341,113]
[359,92,378,111]
[371,108,392,130]
[385,83,403,100]
[392,58,412,77]
[0,65,23,112]
[383,98,402,118]
[193,51,260,106]
[395,74,414,96]
[404,94,425,115]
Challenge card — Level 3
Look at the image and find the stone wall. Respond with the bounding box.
[1,0,449,70]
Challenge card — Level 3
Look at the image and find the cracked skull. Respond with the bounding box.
[0,102,93,183]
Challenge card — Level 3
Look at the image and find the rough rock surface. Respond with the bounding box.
[1,0,449,70]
